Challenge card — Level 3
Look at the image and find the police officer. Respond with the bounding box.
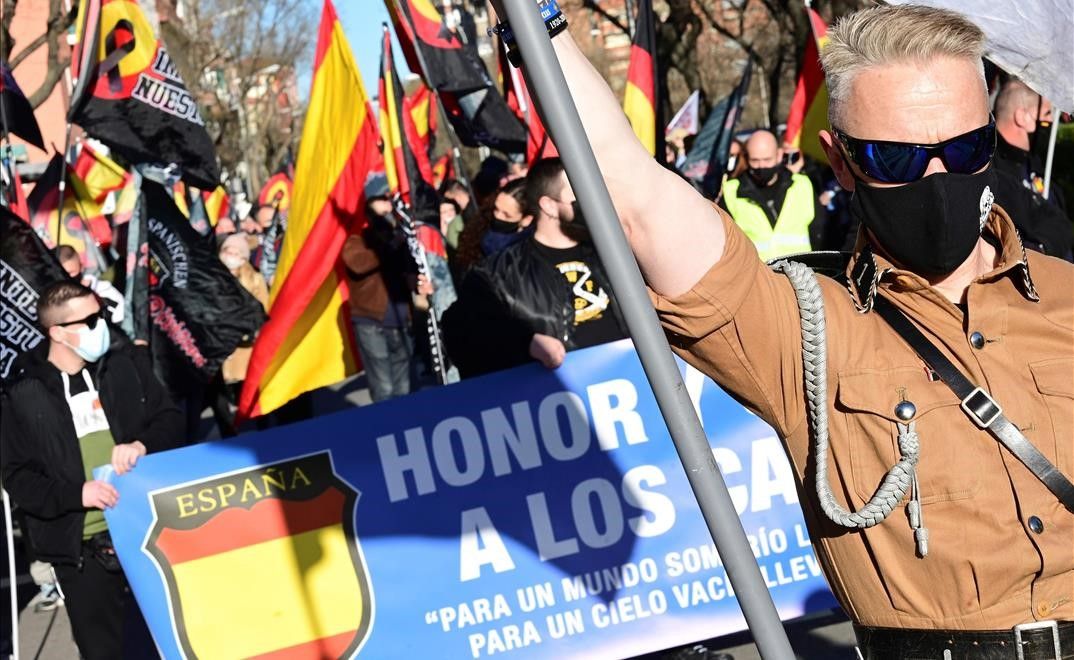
[492,1,1072,657]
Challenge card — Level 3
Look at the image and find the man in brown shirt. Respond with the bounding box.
[499,1,1073,656]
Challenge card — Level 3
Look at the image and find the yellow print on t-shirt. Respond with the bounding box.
[556,260,610,324]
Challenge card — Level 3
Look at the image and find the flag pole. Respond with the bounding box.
[1041,114,1059,200]
[499,2,795,658]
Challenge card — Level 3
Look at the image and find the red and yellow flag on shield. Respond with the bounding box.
[237,0,377,420]
[783,7,830,164]
[145,452,371,658]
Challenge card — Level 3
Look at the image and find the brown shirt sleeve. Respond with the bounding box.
[649,209,807,436]
[340,234,380,277]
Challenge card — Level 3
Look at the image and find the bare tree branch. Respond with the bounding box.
[9,30,47,69]
[27,0,74,108]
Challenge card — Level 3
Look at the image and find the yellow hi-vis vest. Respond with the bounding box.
[722,173,815,261]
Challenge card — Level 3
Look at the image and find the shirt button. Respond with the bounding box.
[1036,602,1051,618]
[969,331,985,349]
[1028,515,1044,534]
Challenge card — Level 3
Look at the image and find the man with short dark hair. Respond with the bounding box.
[443,158,626,377]
[1,280,183,659]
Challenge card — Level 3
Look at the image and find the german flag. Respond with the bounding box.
[238,0,378,420]
[623,0,663,158]
[145,453,371,658]
[71,142,130,203]
[783,6,830,164]
[379,25,438,218]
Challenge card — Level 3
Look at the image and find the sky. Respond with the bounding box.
[329,2,414,99]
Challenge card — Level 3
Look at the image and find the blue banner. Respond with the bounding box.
[103,340,835,659]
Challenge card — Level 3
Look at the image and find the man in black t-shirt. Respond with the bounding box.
[442,158,627,377]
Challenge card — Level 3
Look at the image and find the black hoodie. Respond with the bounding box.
[1,331,184,564]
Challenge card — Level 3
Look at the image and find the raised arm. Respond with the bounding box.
[519,20,728,297]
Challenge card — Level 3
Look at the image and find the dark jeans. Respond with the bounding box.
[55,544,154,659]
[352,319,412,402]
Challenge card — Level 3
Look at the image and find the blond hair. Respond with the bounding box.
[821,5,986,127]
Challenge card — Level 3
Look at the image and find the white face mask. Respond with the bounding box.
[62,316,110,362]
[221,254,247,270]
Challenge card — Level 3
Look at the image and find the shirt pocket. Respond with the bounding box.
[837,367,977,505]
[1029,357,1073,476]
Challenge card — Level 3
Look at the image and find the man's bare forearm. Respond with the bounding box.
[518,31,727,297]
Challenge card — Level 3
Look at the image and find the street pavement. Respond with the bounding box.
[2,372,859,659]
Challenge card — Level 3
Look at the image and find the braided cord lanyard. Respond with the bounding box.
[771,260,929,557]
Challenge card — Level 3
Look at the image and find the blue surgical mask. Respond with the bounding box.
[64,317,111,362]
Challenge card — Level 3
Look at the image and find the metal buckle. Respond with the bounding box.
[1014,620,1061,660]
[960,387,1002,428]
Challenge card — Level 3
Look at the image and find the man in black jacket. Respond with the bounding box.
[1,280,183,659]
[443,158,627,378]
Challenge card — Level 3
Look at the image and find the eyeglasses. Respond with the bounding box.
[53,311,102,330]
[833,119,996,184]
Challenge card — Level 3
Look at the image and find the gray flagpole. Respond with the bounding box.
[499,2,796,658]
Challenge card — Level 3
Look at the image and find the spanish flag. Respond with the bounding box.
[783,6,829,164]
[623,0,662,158]
[238,0,377,420]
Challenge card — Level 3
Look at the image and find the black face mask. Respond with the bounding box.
[748,165,781,185]
[488,218,521,234]
[850,166,997,276]
[560,201,591,244]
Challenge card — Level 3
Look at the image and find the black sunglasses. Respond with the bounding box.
[834,119,996,184]
[53,311,103,329]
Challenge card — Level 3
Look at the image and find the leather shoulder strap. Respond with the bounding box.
[872,294,1074,512]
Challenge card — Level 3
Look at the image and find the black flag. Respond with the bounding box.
[0,208,69,381]
[141,180,265,396]
[440,88,527,153]
[68,0,220,189]
[0,64,44,149]
[680,60,753,198]
[386,0,525,153]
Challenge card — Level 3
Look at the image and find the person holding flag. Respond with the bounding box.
[494,2,1072,655]
[238,0,379,422]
